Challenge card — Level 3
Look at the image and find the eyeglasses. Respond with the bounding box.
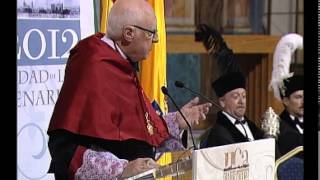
[131,25,158,43]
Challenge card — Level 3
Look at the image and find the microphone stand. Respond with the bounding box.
[161,86,198,150]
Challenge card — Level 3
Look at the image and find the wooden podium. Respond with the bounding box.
[192,139,275,180]
[128,139,275,180]
[126,150,193,180]
[157,150,193,180]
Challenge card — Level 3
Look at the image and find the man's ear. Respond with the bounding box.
[282,97,290,106]
[219,97,225,108]
[121,26,134,45]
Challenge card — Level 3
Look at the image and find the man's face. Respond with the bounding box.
[129,16,158,62]
[283,90,304,118]
[219,88,246,119]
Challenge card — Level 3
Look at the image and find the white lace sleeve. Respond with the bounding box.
[157,112,185,152]
[75,149,128,180]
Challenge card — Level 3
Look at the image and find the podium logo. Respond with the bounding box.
[223,148,249,180]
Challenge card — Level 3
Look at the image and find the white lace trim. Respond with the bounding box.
[75,149,128,180]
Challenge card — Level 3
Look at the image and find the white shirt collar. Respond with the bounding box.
[101,36,127,60]
[289,114,303,134]
[222,111,244,124]
[289,114,303,123]
[222,111,254,141]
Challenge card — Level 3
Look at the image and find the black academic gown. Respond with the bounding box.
[205,111,264,148]
[278,110,303,159]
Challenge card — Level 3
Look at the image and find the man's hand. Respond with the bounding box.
[176,97,212,129]
[120,158,159,179]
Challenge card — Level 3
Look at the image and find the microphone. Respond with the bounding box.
[175,81,250,141]
[161,86,198,150]
[175,81,223,111]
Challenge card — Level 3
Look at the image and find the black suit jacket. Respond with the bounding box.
[205,111,264,148]
[278,110,303,159]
